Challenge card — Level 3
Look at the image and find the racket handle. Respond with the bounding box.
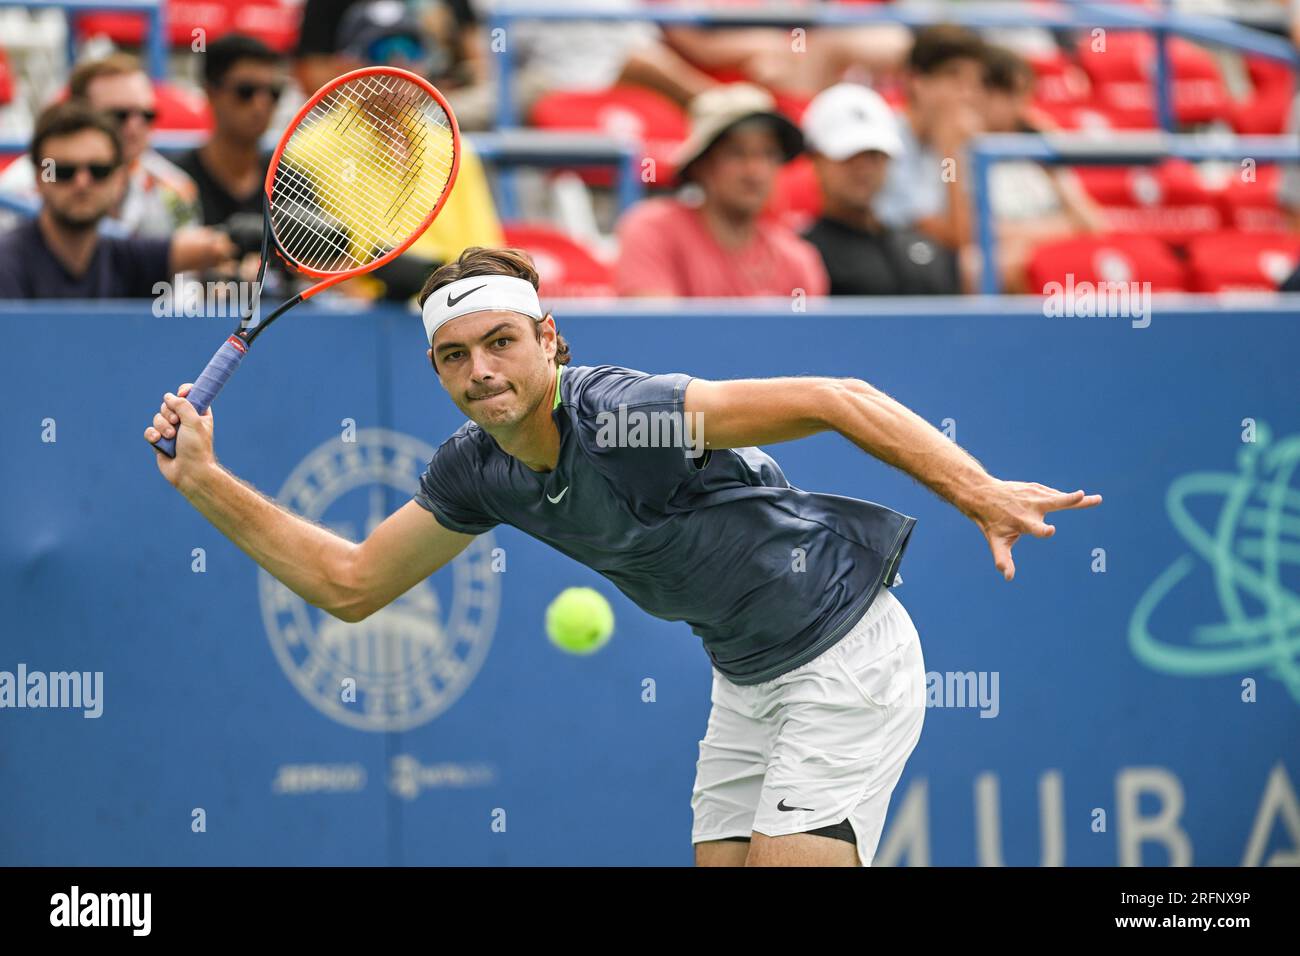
[152,336,248,459]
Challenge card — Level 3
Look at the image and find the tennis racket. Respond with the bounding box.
[151,66,460,457]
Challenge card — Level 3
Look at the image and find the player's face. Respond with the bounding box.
[35,130,124,229]
[430,311,557,430]
[85,72,156,165]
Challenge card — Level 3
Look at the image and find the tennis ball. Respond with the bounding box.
[545,587,615,655]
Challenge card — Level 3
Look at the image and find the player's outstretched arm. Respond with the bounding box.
[144,384,474,621]
[685,377,1101,581]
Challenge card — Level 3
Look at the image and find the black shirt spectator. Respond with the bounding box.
[0,217,170,298]
[174,148,273,224]
[803,217,959,296]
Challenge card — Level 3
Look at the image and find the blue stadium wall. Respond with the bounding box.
[1,300,1297,866]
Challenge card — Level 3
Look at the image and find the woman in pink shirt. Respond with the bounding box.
[615,84,828,298]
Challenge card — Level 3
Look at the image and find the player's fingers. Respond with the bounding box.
[144,425,160,443]
[178,382,195,398]
[989,534,1016,581]
[159,400,179,425]
[152,412,175,439]
[163,391,203,426]
[1049,489,1102,511]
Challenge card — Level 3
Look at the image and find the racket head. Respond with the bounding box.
[264,66,461,284]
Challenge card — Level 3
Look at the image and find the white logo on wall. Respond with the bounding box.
[259,429,499,732]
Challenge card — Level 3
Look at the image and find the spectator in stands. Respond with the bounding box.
[296,0,507,128]
[873,25,987,253]
[175,34,284,226]
[615,83,827,297]
[980,45,1104,292]
[294,3,505,300]
[0,102,235,299]
[662,3,911,94]
[0,52,200,237]
[439,0,717,128]
[801,83,959,295]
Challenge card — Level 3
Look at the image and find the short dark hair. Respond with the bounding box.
[30,100,124,168]
[908,24,987,75]
[419,247,572,366]
[203,33,282,88]
[983,45,1035,93]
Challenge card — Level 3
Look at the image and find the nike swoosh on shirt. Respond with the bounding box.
[546,487,569,504]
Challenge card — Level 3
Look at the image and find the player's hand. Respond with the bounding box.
[144,383,217,490]
[970,481,1102,581]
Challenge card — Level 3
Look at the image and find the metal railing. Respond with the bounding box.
[968,131,1300,293]
[3,0,168,78]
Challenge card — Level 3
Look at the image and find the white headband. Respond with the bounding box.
[422,275,544,345]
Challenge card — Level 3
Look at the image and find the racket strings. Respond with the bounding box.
[269,72,455,273]
[274,78,451,266]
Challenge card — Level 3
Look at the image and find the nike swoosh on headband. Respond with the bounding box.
[446,283,486,307]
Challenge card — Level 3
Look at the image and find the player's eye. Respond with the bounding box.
[493,337,512,348]
[444,350,465,362]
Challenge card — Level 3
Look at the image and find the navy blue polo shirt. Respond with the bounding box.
[415,363,916,686]
[0,218,170,299]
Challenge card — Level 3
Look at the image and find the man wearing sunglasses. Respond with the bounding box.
[0,52,201,238]
[175,34,287,228]
[0,101,236,298]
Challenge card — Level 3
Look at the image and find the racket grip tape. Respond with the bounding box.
[151,336,248,459]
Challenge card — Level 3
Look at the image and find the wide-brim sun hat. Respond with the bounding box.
[672,82,804,182]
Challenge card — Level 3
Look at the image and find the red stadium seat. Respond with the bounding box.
[153,82,213,131]
[1232,58,1292,136]
[529,86,689,187]
[77,2,232,48]
[501,224,615,297]
[1072,160,1221,245]
[76,0,299,51]
[1026,234,1189,292]
[1076,32,1228,125]
[1034,99,1155,131]
[1027,49,1091,106]
[1219,166,1289,233]
[228,2,301,53]
[1186,232,1300,291]
[0,50,12,107]
[1076,31,1220,85]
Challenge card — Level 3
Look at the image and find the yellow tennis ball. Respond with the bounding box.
[546,587,615,655]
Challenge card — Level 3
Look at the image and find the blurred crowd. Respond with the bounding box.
[0,0,1297,301]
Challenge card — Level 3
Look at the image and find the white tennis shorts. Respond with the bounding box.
[690,586,926,866]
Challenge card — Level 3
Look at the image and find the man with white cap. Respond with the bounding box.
[801,83,959,296]
[144,246,1101,866]
[615,83,827,297]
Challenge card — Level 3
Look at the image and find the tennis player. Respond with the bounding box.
[144,246,1101,867]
